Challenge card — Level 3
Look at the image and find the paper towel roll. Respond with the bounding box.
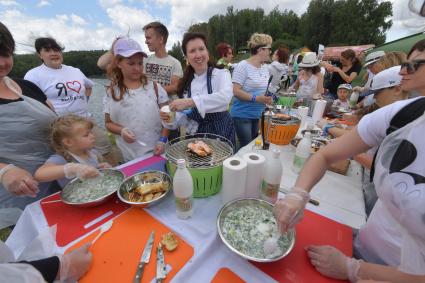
[242,152,266,199]
[297,106,309,130]
[222,157,248,204]
[312,99,327,124]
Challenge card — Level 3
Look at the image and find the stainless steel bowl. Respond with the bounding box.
[217,198,295,262]
[117,170,172,208]
[61,169,125,207]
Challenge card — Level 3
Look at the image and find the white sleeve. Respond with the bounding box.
[103,91,112,114]
[232,61,247,86]
[79,70,94,88]
[23,69,38,86]
[0,263,45,283]
[172,58,183,78]
[357,98,419,147]
[192,69,233,118]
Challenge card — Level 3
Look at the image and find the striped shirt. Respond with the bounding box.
[230,60,270,119]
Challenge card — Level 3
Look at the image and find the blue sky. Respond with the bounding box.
[1,0,424,54]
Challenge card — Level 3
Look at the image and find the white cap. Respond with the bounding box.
[364,50,385,67]
[177,159,187,168]
[271,148,281,158]
[113,36,147,58]
[363,65,402,96]
[299,52,320,68]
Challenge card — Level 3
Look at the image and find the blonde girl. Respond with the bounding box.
[104,36,169,162]
[35,114,109,188]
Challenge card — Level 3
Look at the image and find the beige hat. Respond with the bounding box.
[364,50,385,67]
[299,52,320,67]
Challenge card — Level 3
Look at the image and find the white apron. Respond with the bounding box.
[354,112,425,275]
[107,83,162,162]
[0,77,58,209]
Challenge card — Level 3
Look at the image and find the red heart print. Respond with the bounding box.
[66,81,82,93]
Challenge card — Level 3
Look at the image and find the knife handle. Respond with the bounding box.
[133,262,145,283]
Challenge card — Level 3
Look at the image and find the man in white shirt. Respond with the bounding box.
[25,37,115,165]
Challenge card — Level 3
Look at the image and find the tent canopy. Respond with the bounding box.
[322,44,375,61]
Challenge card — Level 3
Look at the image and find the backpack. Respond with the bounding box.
[370,97,425,181]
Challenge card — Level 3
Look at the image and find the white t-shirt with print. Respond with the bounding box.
[24,64,94,117]
[355,97,425,270]
[143,55,183,91]
[104,82,168,162]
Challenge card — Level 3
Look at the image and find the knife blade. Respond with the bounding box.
[133,230,155,283]
[156,243,167,283]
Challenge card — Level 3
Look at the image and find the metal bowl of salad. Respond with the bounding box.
[217,198,295,262]
[61,169,125,207]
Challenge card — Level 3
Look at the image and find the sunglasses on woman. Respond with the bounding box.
[401,60,425,74]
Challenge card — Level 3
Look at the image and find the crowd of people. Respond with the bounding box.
[1,3,425,280]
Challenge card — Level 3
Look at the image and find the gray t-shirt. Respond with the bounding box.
[46,150,100,188]
[143,55,183,97]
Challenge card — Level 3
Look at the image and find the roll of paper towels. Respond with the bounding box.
[242,152,266,199]
[312,99,327,124]
[222,157,248,204]
[297,106,309,129]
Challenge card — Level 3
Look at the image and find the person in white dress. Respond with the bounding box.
[104,37,169,162]
[273,39,425,282]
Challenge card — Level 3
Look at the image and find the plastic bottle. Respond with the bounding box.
[292,132,312,174]
[349,91,360,108]
[252,137,262,150]
[173,159,193,219]
[260,149,283,204]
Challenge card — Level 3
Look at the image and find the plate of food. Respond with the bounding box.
[61,169,125,207]
[217,198,295,262]
[117,170,172,208]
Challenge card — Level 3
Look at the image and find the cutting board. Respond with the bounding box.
[211,268,245,283]
[66,208,194,283]
[120,155,167,177]
[252,210,352,283]
[40,193,129,247]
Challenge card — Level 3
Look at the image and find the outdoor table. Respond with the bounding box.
[6,140,366,282]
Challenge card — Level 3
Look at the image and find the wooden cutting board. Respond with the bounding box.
[66,208,194,283]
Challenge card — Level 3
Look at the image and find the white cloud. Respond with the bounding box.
[98,0,122,9]
[37,0,51,7]
[71,14,87,25]
[0,0,19,6]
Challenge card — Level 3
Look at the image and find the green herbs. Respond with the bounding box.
[222,204,292,259]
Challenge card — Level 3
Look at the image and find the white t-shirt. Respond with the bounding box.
[24,64,93,117]
[267,61,289,93]
[104,82,168,162]
[143,55,183,90]
[356,97,425,272]
[332,99,349,109]
[297,73,319,100]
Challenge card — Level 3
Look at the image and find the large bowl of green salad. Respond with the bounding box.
[217,198,295,262]
[61,169,125,207]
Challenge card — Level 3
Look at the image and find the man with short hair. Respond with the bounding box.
[143,22,183,98]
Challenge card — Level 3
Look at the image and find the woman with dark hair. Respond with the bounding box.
[162,32,236,147]
[323,49,362,99]
[216,42,233,70]
[267,46,290,93]
[0,21,92,283]
[273,39,425,282]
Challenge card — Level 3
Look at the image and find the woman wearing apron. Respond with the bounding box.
[0,23,58,211]
[272,40,425,282]
[162,32,236,148]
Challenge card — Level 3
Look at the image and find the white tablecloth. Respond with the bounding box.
[6,142,366,283]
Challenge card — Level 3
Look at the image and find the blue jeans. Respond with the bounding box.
[232,118,259,149]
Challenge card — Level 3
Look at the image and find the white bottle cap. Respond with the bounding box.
[177,159,186,168]
[272,148,281,158]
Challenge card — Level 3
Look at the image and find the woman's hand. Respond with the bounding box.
[256,95,273,105]
[273,187,310,233]
[169,99,195,112]
[1,166,39,197]
[120,128,136,143]
[58,243,92,281]
[306,245,361,282]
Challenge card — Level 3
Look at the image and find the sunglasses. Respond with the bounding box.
[401,60,425,74]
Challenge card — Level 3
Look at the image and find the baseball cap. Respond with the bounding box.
[338,83,353,91]
[113,37,147,58]
[364,50,385,67]
[362,65,402,96]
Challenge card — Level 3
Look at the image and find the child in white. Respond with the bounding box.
[103,37,169,162]
[332,83,352,109]
[35,115,110,188]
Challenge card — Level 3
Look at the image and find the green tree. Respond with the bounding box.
[168,41,186,69]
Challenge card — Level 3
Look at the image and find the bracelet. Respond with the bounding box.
[159,136,168,143]
[251,95,257,102]
[0,164,16,183]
